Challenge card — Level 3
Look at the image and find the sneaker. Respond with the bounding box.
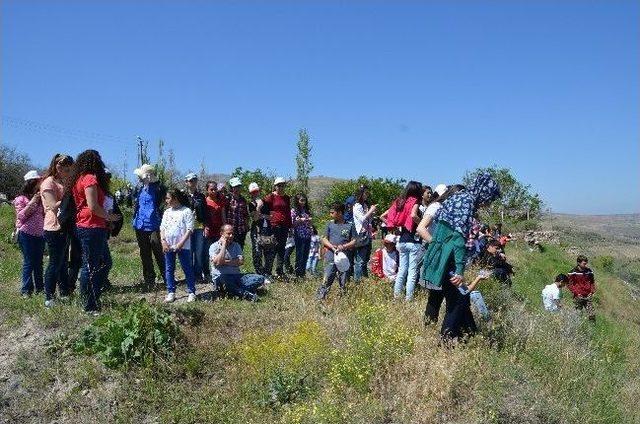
[187,293,197,303]
[44,299,54,308]
[21,293,31,299]
[86,310,100,317]
[164,292,176,303]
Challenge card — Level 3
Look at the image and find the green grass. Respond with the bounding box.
[1,203,639,423]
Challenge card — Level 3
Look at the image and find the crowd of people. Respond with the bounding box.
[11,149,597,340]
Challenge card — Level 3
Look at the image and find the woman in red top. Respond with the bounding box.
[261,177,292,278]
[67,150,119,314]
[204,181,227,243]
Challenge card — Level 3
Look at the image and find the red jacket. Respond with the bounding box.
[568,266,595,298]
[369,248,398,280]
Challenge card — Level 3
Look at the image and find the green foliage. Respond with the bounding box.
[323,176,405,213]
[329,302,414,393]
[74,300,182,369]
[0,144,33,199]
[234,321,330,407]
[294,128,313,196]
[463,166,543,223]
[594,255,615,273]
[231,166,277,198]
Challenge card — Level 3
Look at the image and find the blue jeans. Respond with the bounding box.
[353,242,372,282]
[165,249,196,294]
[218,273,264,299]
[470,290,490,320]
[44,230,70,300]
[306,255,319,275]
[77,227,109,312]
[190,229,208,280]
[294,236,311,277]
[18,231,45,295]
[394,242,424,300]
[316,258,349,299]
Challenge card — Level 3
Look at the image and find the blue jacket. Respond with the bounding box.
[132,182,166,231]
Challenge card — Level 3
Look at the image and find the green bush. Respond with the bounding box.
[323,177,404,214]
[329,302,414,393]
[594,255,615,273]
[234,321,330,407]
[74,300,182,369]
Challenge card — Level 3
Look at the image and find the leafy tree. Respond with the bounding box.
[324,176,405,214]
[230,167,277,199]
[294,129,313,195]
[0,144,33,200]
[463,166,543,223]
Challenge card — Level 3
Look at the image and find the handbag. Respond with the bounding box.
[257,233,277,250]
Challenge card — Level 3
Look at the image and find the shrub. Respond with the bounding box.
[74,300,181,369]
[329,302,415,393]
[594,255,615,273]
[234,321,330,407]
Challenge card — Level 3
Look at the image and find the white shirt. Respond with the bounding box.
[382,249,398,281]
[542,283,561,311]
[424,202,442,235]
[352,203,372,235]
[160,206,194,250]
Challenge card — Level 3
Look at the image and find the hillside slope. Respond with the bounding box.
[0,205,639,423]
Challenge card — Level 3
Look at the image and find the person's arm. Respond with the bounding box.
[411,203,421,224]
[467,273,489,291]
[450,241,468,286]
[322,236,336,252]
[17,195,41,221]
[416,214,434,242]
[380,208,389,221]
[175,210,194,251]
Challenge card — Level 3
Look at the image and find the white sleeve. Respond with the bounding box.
[160,210,169,232]
[352,203,366,233]
[184,208,194,232]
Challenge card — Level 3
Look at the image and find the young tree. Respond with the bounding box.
[230,166,276,198]
[0,144,33,199]
[295,128,313,195]
[463,166,543,223]
[324,176,405,215]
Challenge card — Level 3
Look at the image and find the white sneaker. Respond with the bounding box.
[44,299,54,308]
[164,293,176,303]
[187,293,196,303]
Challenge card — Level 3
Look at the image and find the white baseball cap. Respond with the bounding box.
[383,234,397,244]
[248,182,260,193]
[274,177,287,186]
[23,170,41,181]
[229,177,242,188]
[184,172,198,181]
[434,184,447,196]
[334,251,351,273]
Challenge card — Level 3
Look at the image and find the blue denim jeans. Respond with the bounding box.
[316,260,349,299]
[190,229,208,280]
[470,290,490,320]
[353,242,372,282]
[44,230,70,300]
[294,236,311,277]
[165,249,196,294]
[306,255,319,275]
[218,273,264,299]
[18,231,45,295]
[394,242,424,301]
[77,227,109,312]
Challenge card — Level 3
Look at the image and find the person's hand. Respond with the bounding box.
[162,241,170,253]
[29,195,41,205]
[333,244,340,252]
[369,204,378,213]
[204,227,211,238]
[174,242,184,251]
[450,274,464,286]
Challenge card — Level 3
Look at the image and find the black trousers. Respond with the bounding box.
[263,226,289,277]
[135,229,166,285]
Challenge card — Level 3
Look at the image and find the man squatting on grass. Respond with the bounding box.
[209,224,269,302]
[568,255,596,320]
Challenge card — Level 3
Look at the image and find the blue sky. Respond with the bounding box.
[2,0,638,214]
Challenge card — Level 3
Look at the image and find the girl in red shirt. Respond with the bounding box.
[261,177,292,278]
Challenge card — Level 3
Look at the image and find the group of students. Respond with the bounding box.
[542,255,597,320]
[12,150,596,340]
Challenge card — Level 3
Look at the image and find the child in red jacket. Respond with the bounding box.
[370,234,399,282]
[568,255,596,321]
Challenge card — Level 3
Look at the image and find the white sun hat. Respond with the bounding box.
[334,251,351,273]
[434,184,448,196]
[23,170,41,181]
[228,177,242,188]
[274,177,287,186]
[184,172,198,181]
[133,164,158,182]
[248,182,260,193]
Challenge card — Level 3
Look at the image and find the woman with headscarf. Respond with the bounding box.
[421,173,500,342]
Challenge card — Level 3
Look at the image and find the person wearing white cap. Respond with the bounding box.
[370,234,399,282]
[13,170,45,297]
[226,177,250,250]
[132,164,167,289]
[40,153,74,305]
[184,173,208,283]
[261,177,292,278]
[247,182,265,274]
[316,202,357,300]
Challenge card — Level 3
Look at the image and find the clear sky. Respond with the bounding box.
[2,0,638,214]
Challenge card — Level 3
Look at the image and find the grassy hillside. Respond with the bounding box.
[1,204,639,423]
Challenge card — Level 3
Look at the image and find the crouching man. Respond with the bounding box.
[209,224,270,302]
